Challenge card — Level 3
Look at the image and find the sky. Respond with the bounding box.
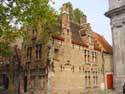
[49,0,112,45]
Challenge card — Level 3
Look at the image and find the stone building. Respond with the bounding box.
[47,3,113,94]
[105,0,125,92]
[0,38,23,93]
[20,26,49,94]
[20,2,113,94]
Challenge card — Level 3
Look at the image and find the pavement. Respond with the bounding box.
[0,89,122,94]
[0,89,8,94]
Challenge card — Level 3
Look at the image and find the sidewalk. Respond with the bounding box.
[0,88,8,94]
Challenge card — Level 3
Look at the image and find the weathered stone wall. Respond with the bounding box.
[111,12,125,90]
[48,40,105,94]
[109,0,125,10]
[106,0,125,91]
[47,3,113,94]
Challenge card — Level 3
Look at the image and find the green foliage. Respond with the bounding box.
[0,0,24,57]
[0,42,13,57]
[60,2,84,24]
[64,2,73,20]
[0,0,57,57]
[73,8,84,24]
[14,0,57,29]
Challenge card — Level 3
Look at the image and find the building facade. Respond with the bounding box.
[0,38,23,93]
[105,0,125,92]
[47,3,113,94]
[19,3,113,94]
[20,26,48,94]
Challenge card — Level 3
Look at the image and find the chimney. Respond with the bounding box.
[62,3,70,15]
[80,15,87,25]
[61,3,70,29]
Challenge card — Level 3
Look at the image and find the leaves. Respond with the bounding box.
[0,0,57,57]
[0,42,13,57]
[73,8,84,24]
[60,2,84,24]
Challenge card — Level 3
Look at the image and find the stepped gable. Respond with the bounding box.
[70,21,88,47]
[50,18,88,47]
[50,14,111,52]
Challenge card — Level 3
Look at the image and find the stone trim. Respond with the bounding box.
[105,5,125,18]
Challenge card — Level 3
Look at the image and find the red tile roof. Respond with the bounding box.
[93,32,112,54]
[52,36,64,41]
[50,18,112,54]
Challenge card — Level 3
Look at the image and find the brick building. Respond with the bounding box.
[20,3,113,94]
[47,3,113,94]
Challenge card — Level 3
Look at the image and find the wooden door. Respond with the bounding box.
[24,76,27,92]
[107,74,113,89]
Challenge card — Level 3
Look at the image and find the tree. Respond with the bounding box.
[0,0,57,61]
[60,2,84,24]
[0,0,57,93]
[0,0,24,57]
[73,8,84,24]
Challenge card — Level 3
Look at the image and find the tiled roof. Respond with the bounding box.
[93,32,112,54]
[50,18,112,54]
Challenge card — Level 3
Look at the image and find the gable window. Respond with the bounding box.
[36,44,42,60]
[27,47,32,62]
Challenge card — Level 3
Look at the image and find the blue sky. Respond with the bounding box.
[50,0,112,45]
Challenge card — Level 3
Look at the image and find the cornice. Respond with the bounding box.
[105,5,125,18]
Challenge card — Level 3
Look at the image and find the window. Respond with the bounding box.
[116,25,122,28]
[67,29,69,35]
[92,52,96,63]
[85,76,87,88]
[84,50,89,64]
[54,48,59,54]
[122,21,125,25]
[84,50,87,63]
[96,76,98,86]
[88,76,91,87]
[93,76,95,87]
[88,51,90,63]
[27,47,32,62]
[32,28,37,40]
[36,44,42,60]
[60,64,63,72]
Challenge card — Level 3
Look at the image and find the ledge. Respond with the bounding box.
[105,5,125,18]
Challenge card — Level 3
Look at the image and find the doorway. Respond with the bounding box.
[107,74,113,89]
[24,76,27,92]
[3,74,9,89]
